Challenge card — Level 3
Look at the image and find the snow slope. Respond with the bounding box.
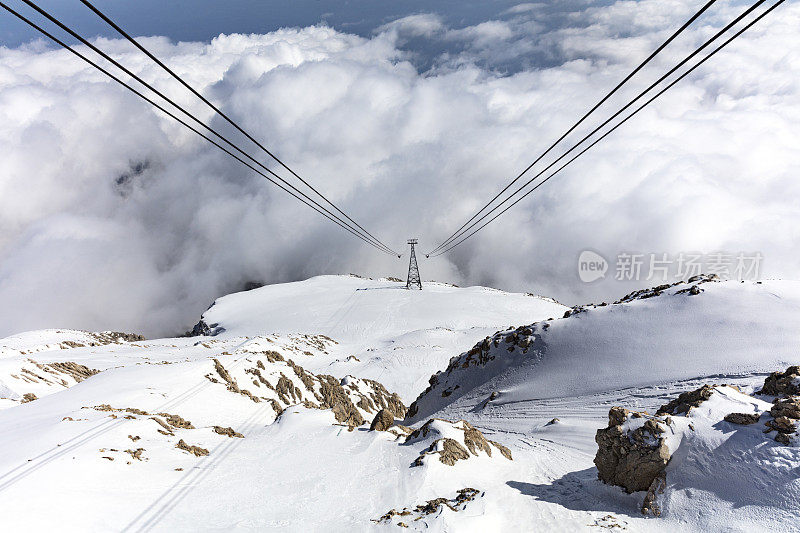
[0,275,798,532]
[406,278,800,421]
[197,275,567,399]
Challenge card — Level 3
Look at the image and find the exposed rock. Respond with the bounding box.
[361,378,406,419]
[21,393,37,403]
[276,374,302,404]
[462,421,492,456]
[641,471,667,516]
[617,275,718,304]
[155,413,193,429]
[595,407,672,493]
[758,366,800,397]
[318,375,365,429]
[187,320,225,337]
[771,396,800,419]
[176,439,209,457]
[405,326,542,422]
[45,362,99,382]
[489,440,513,460]
[213,426,244,438]
[212,358,259,403]
[125,448,144,461]
[373,488,481,526]
[764,396,800,444]
[370,409,395,431]
[724,412,761,425]
[150,417,175,436]
[92,331,145,343]
[657,384,717,415]
[413,438,471,466]
[407,418,512,466]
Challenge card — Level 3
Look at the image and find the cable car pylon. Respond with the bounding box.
[406,239,422,290]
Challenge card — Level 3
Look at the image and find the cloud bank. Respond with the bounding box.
[0,0,798,337]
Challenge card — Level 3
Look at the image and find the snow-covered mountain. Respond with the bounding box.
[405,276,800,421]
[0,274,798,531]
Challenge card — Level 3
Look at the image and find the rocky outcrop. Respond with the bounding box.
[595,407,672,493]
[6,359,101,392]
[45,362,99,382]
[405,325,545,422]
[205,349,405,431]
[596,375,800,519]
[724,412,761,425]
[765,396,800,445]
[176,439,209,456]
[615,274,718,304]
[213,426,244,438]
[21,392,37,403]
[657,384,717,415]
[406,418,512,467]
[758,366,800,397]
[370,409,395,431]
[186,320,225,337]
[373,488,482,527]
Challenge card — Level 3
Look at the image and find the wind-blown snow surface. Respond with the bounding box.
[198,275,566,398]
[1,275,798,531]
[406,278,800,421]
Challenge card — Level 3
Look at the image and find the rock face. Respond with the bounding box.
[203,343,406,431]
[370,409,395,431]
[758,366,800,397]
[594,407,672,493]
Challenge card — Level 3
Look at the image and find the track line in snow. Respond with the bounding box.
[0,348,252,494]
[127,402,274,532]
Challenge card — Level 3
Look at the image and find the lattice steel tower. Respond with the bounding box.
[406,239,422,290]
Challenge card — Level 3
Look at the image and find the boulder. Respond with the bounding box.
[724,412,761,425]
[595,407,672,493]
[370,409,395,431]
[657,384,717,415]
[758,366,800,397]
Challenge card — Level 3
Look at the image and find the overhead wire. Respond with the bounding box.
[427,0,720,256]
[429,0,784,257]
[76,0,397,256]
[0,1,398,256]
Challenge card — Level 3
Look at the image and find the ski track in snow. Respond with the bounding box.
[0,275,798,531]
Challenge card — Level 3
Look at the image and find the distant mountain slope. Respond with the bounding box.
[406,278,800,423]
[194,275,567,399]
[198,275,566,342]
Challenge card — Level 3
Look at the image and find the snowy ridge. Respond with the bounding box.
[0,275,798,531]
[405,277,800,422]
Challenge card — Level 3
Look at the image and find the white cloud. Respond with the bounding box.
[375,13,445,39]
[0,0,799,336]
